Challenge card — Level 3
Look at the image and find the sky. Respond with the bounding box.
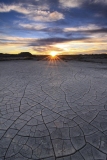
[0,0,107,55]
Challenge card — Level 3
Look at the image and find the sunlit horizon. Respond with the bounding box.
[0,0,107,55]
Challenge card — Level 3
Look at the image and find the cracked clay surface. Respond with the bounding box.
[0,60,107,160]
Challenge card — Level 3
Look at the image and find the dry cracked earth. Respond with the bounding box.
[0,60,107,160]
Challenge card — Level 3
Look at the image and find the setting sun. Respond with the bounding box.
[50,51,57,57]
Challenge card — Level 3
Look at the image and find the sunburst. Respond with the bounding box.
[50,51,57,57]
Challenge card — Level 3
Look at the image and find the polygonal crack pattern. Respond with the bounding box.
[0,61,107,160]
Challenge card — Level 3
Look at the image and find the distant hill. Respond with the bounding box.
[0,52,32,57]
[18,52,32,57]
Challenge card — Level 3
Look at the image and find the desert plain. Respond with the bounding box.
[0,60,107,160]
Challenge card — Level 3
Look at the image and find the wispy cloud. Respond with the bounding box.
[63,24,107,41]
[63,24,100,32]
[19,23,46,30]
[28,11,64,22]
[59,0,107,8]
[0,3,30,14]
[59,0,83,8]
[0,3,64,22]
[94,0,107,5]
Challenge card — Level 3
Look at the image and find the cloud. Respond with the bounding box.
[59,0,83,8]
[63,24,107,38]
[0,35,89,47]
[14,19,64,33]
[64,24,100,32]
[63,24,101,32]
[0,36,36,46]
[33,45,64,53]
[29,11,64,22]
[0,35,107,55]
[59,0,107,8]
[19,23,46,30]
[28,37,90,47]
[0,3,64,22]
[94,0,107,5]
[0,3,30,14]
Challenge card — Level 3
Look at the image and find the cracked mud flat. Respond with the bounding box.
[0,60,107,160]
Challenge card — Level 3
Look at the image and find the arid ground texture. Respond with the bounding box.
[0,60,107,160]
